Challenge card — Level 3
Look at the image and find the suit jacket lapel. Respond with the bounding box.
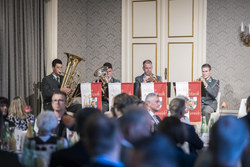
[49,74,62,87]
[139,74,144,82]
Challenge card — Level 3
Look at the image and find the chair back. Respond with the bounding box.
[215,92,221,114]
[208,92,221,126]
[238,98,247,118]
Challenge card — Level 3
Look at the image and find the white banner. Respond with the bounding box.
[108,83,122,110]
[81,83,92,108]
[176,82,189,97]
[141,83,154,101]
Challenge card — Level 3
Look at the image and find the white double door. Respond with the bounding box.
[121,0,207,83]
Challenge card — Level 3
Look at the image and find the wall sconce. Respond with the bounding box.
[240,22,250,46]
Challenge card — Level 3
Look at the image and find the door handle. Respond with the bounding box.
[164,68,168,80]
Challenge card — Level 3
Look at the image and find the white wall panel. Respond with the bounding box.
[168,0,193,37]
[132,1,157,38]
[132,43,157,81]
[168,43,193,82]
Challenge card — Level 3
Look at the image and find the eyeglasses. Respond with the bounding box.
[52,99,65,103]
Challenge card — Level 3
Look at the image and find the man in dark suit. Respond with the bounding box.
[50,107,102,167]
[85,114,124,167]
[134,60,162,98]
[169,98,203,154]
[145,93,162,133]
[96,62,120,112]
[242,96,250,127]
[42,59,81,113]
[241,96,250,167]
[118,107,151,165]
[200,64,219,124]
[103,62,120,83]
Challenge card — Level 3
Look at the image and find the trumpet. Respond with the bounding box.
[94,66,109,99]
[94,66,109,84]
[196,76,204,82]
[147,74,158,82]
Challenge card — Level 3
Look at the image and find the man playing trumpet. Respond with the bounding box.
[198,64,219,124]
[134,60,162,98]
[95,62,120,112]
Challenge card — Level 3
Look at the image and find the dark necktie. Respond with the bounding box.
[153,115,159,124]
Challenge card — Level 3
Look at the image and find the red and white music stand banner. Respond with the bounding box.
[176,82,201,124]
[81,83,102,110]
[108,83,134,111]
[141,82,168,120]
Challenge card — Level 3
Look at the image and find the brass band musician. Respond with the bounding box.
[134,60,162,98]
[197,64,219,124]
[95,62,120,112]
[42,59,82,113]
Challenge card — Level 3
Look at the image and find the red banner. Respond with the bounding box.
[154,83,168,120]
[91,83,102,110]
[81,83,102,111]
[188,82,201,123]
[121,83,134,95]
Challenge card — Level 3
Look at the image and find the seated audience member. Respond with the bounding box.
[118,107,152,165]
[50,107,101,167]
[0,97,10,123]
[111,93,134,119]
[7,96,35,131]
[85,114,123,167]
[30,111,67,147]
[175,95,191,124]
[137,100,146,109]
[0,112,23,167]
[240,96,250,167]
[195,116,249,167]
[51,91,75,138]
[130,95,140,104]
[145,93,162,132]
[158,116,197,167]
[242,96,250,127]
[169,98,203,154]
[130,95,147,109]
[129,134,177,167]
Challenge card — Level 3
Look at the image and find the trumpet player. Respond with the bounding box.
[199,63,219,124]
[95,62,120,112]
[134,60,162,98]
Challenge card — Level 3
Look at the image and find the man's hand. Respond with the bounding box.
[60,87,72,95]
[200,77,208,87]
[143,76,150,83]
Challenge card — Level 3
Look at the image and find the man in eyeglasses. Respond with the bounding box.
[51,91,75,138]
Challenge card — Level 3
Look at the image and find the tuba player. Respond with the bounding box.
[42,59,82,113]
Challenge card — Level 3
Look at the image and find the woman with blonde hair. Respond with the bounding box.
[7,96,35,131]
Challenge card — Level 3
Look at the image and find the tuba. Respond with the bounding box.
[61,52,85,107]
